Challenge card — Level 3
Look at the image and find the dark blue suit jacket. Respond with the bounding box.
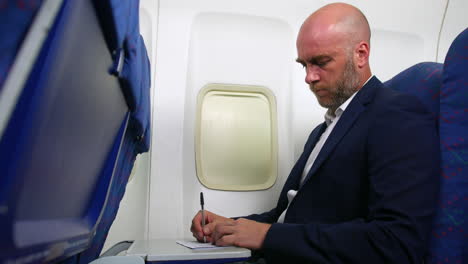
[245,77,440,264]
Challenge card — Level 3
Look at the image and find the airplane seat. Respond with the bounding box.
[62,0,151,263]
[427,27,468,264]
[384,61,443,120]
[385,28,468,264]
[0,0,42,91]
[0,0,150,263]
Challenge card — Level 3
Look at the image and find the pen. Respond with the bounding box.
[200,192,206,243]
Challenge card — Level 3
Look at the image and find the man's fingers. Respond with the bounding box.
[192,232,203,242]
[193,215,271,249]
[190,210,238,244]
[190,225,204,242]
[191,211,202,228]
[203,222,216,235]
[216,222,236,235]
[215,234,236,247]
[191,210,211,241]
[212,222,236,243]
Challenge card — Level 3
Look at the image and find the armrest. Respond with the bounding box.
[89,256,144,264]
[100,240,134,257]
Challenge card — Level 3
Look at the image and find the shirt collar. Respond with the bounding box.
[324,75,374,126]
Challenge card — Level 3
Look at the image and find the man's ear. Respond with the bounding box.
[355,41,370,68]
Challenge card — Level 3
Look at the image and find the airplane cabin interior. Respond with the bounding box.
[0,0,466,263]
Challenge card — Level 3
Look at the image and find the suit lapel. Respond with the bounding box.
[288,122,328,190]
[300,76,380,187]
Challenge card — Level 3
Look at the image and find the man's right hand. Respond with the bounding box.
[190,210,233,243]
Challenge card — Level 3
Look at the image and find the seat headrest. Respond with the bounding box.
[384,62,443,118]
[440,28,467,109]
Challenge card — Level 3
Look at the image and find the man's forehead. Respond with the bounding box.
[297,22,344,48]
[296,52,336,64]
[297,30,342,54]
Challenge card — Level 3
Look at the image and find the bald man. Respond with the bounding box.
[191,3,439,264]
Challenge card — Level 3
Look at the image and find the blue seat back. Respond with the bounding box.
[385,62,442,121]
[73,0,151,263]
[0,0,43,91]
[385,28,468,263]
[429,28,468,264]
[0,0,136,263]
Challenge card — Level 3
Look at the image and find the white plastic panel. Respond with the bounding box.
[437,0,468,62]
[370,30,425,81]
[196,84,277,191]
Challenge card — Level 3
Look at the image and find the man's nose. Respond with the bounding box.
[305,65,320,84]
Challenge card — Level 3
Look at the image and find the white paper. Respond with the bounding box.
[176,240,229,249]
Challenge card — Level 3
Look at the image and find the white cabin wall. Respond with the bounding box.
[101,0,159,253]
[354,0,446,78]
[181,12,294,234]
[437,0,468,62]
[147,0,451,241]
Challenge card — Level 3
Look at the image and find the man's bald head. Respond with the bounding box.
[296,3,372,113]
[298,3,371,51]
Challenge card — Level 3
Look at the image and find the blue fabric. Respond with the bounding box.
[428,28,468,264]
[0,0,43,90]
[123,34,152,152]
[384,62,443,120]
[93,0,139,53]
[359,37,468,263]
[106,1,141,112]
[72,1,151,262]
[93,0,151,152]
[246,77,440,264]
[2,1,150,263]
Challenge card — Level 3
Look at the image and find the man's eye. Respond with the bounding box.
[317,61,328,67]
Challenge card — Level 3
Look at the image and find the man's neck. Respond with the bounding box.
[358,72,372,91]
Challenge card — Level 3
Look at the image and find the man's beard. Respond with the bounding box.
[311,56,360,112]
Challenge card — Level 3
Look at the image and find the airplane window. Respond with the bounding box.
[195,83,278,191]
